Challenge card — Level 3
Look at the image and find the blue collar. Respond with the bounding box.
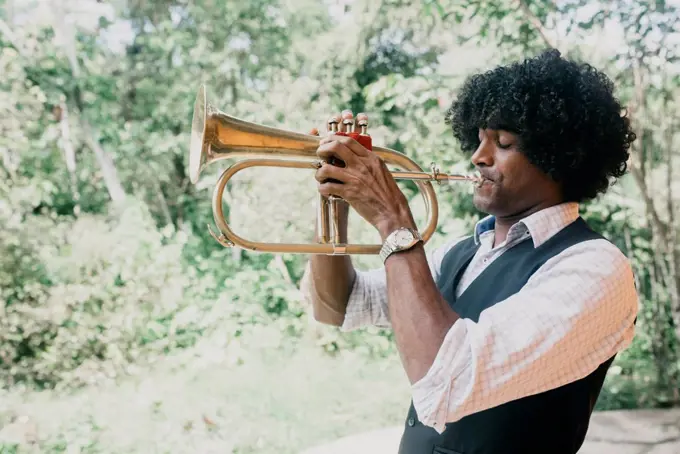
[474,215,496,245]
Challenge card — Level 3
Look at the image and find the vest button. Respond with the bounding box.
[408,417,415,427]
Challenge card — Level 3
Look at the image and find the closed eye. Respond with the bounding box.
[497,140,513,149]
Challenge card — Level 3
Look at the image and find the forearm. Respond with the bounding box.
[305,200,356,326]
[307,254,356,325]
[385,242,459,384]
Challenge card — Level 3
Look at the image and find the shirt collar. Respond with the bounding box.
[474,216,496,243]
[473,202,580,248]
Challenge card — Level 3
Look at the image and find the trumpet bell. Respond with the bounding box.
[189,84,208,184]
[189,84,325,185]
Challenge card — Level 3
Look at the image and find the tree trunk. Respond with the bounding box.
[81,120,127,204]
[1,13,128,206]
[58,97,81,215]
[153,178,173,227]
[50,1,128,205]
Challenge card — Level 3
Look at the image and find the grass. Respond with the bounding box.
[1,321,657,453]
[0,335,411,454]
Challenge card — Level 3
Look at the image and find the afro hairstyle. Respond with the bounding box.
[445,49,637,203]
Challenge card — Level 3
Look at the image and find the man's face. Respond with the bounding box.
[471,128,561,217]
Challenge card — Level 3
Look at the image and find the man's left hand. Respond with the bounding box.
[315,133,417,240]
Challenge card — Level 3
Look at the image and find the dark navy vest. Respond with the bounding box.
[398,217,616,454]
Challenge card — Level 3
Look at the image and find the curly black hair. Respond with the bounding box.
[445,49,636,203]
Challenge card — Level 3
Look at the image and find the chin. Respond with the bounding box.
[472,193,494,214]
[473,195,512,218]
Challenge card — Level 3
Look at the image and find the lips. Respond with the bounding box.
[475,172,494,188]
[475,178,492,189]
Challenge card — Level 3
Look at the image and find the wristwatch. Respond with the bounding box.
[379,227,423,264]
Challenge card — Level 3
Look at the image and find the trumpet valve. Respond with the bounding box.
[327,115,340,133]
[341,110,355,133]
[356,113,369,135]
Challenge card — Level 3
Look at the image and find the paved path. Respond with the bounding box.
[300,409,680,454]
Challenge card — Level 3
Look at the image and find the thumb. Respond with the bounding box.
[309,127,320,136]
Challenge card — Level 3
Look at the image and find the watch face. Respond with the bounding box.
[394,229,415,247]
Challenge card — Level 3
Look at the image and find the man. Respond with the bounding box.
[301,49,639,454]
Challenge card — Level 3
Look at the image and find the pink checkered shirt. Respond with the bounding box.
[335,202,638,433]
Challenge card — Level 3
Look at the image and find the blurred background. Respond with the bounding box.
[0,0,679,452]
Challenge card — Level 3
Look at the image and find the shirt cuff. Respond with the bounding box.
[340,268,391,331]
[411,318,475,433]
[340,270,372,331]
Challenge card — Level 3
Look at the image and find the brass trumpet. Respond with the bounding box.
[189,84,480,255]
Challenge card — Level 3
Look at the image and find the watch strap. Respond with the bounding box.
[379,227,422,263]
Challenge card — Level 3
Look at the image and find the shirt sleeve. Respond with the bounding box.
[410,238,639,434]
[341,236,468,331]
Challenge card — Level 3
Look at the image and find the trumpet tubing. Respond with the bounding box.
[189,84,479,255]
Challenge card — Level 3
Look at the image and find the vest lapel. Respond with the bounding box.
[450,247,478,301]
[436,238,479,307]
[450,240,534,319]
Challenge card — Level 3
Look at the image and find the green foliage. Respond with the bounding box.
[0,199,191,388]
[0,345,411,453]
[578,183,680,409]
[0,0,679,429]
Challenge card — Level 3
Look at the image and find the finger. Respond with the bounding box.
[321,134,371,159]
[319,134,334,145]
[315,161,349,183]
[318,181,347,200]
[317,139,357,166]
[309,127,320,136]
[320,134,352,145]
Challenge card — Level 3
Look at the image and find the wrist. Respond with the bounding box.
[376,209,417,241]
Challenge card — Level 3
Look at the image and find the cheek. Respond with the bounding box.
[504,170,529,191]
[497,153,535,192]
[506,169,554,204]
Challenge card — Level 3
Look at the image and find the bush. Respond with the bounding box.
[0,199,193,389]
[0,194,331,391]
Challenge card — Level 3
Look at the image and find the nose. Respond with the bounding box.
[471,137,494,168]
